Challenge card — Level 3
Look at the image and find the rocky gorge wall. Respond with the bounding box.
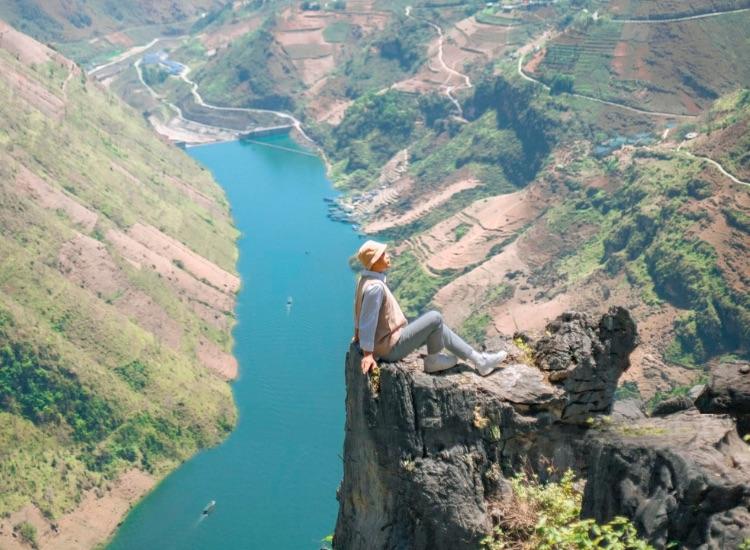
[334,308,750,549]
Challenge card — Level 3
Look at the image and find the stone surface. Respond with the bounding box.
[534,308,638,423]
[334,309,750,549]
[335,308,637,549]
[650,394,696,417]
[696,361,750,436]
[583,411,750,549]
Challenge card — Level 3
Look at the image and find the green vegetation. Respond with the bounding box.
[475,11,520,26]
[387,252,448,318]
[0,40,237,520]
[645,376,707,413]
[329,90,422,189]
[15,520,39,549]
[323,21,352,43]
[196,23,301,111]
[723,208,750,233]
[541,151,749,366]
[454,223,471,241]
[374,15,430,72]
[614,381,641,401]
[461,312,492,345]
[480,470,653,549]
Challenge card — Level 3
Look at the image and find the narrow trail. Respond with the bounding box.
[405,6,472,119]
[89,35,317,150]
[89,37,163,76]
[680,151,750,188]
[612,6,750,23]
[61,65,76,101]
[178,66,314,144]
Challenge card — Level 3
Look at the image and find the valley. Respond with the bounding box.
[0,0,749,547]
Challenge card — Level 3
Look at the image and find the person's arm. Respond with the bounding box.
[358,283,384,374]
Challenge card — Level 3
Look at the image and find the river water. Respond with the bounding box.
[108,137,361,549]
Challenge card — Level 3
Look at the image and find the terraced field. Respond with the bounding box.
[533,11,750,114]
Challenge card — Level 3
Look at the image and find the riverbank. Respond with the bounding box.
[0,470,154,550]
[107,138,361,549]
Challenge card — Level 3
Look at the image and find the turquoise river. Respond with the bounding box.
[109,136,362,549]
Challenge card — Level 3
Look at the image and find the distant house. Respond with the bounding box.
[141,50,185,76]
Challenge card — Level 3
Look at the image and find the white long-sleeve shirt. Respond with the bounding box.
[357,270,386,353]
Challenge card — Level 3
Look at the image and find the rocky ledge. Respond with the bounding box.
[334,308,750,549]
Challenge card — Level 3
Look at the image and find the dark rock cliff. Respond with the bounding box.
[334,308,750,549]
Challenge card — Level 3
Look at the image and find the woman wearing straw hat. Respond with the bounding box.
[353,240,508,376]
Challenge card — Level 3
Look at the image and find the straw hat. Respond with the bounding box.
[357,240,387,269]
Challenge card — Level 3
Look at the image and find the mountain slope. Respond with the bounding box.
[0,20,238,549]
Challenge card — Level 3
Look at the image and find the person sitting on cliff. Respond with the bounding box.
[352,240,508,376]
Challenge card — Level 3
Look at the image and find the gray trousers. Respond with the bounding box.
[381,311,475,362]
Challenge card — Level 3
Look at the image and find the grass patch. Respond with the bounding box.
[387,251,448,318]
[461,312,492,346]
[453,222,471,241]
[481,470,653,549]
[323,21,352,43]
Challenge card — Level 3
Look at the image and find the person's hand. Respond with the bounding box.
[361,352,377,375]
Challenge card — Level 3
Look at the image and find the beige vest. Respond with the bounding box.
[354,276,408,357]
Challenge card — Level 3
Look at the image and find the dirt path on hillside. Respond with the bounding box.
[405,6,473,118]
[611,6,750,23]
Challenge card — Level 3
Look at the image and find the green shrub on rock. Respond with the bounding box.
[480,470,653,549]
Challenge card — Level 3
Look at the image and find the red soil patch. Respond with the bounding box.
[0,470,154,550]
[419,185,546,272]
[524,48,546,75]
[0,20,59,65]
[0,56,67,120]
[57,233,183,350]
[106,227,234,328]
[128,223,240,294]
[611,41,629,77]
[435,240,529,325]
[365,178,480,233]
[14,166,98,231]
[197,337,238,380]
[200,16,263,50]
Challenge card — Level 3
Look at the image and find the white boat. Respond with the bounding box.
[202,500,216,515]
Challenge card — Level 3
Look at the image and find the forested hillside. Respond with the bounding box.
[0,20,238,548]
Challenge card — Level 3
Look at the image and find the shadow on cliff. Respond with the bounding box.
[335,307,750,549]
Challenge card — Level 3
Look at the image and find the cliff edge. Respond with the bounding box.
[335,308,750,549]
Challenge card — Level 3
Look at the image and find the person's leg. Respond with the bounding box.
[437,317,509,376]
[382,311,443,362]
[440,324,475,360]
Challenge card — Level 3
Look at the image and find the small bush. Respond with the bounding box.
[481,471,654,549]
[14,521,38,549]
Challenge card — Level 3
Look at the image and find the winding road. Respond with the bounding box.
[406,6,473,119]
[90,35,314,146]
[612,6,750,23]
[681,151,750,188]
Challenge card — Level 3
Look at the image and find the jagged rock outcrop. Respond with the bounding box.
[334,308,750,549]
[695,361,750,436]
[583,411,750,549]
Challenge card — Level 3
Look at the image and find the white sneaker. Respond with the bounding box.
[472,350,508,376]
[424,353,458,373]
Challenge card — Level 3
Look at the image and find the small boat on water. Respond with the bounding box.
[287,296,293,306]
[202,500,216,515]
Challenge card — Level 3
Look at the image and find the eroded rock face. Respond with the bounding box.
[695,361,750,436]
[334,308,750,549]
[583,411,750,549]
[534,308,638,423]
[334,308,637,549]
